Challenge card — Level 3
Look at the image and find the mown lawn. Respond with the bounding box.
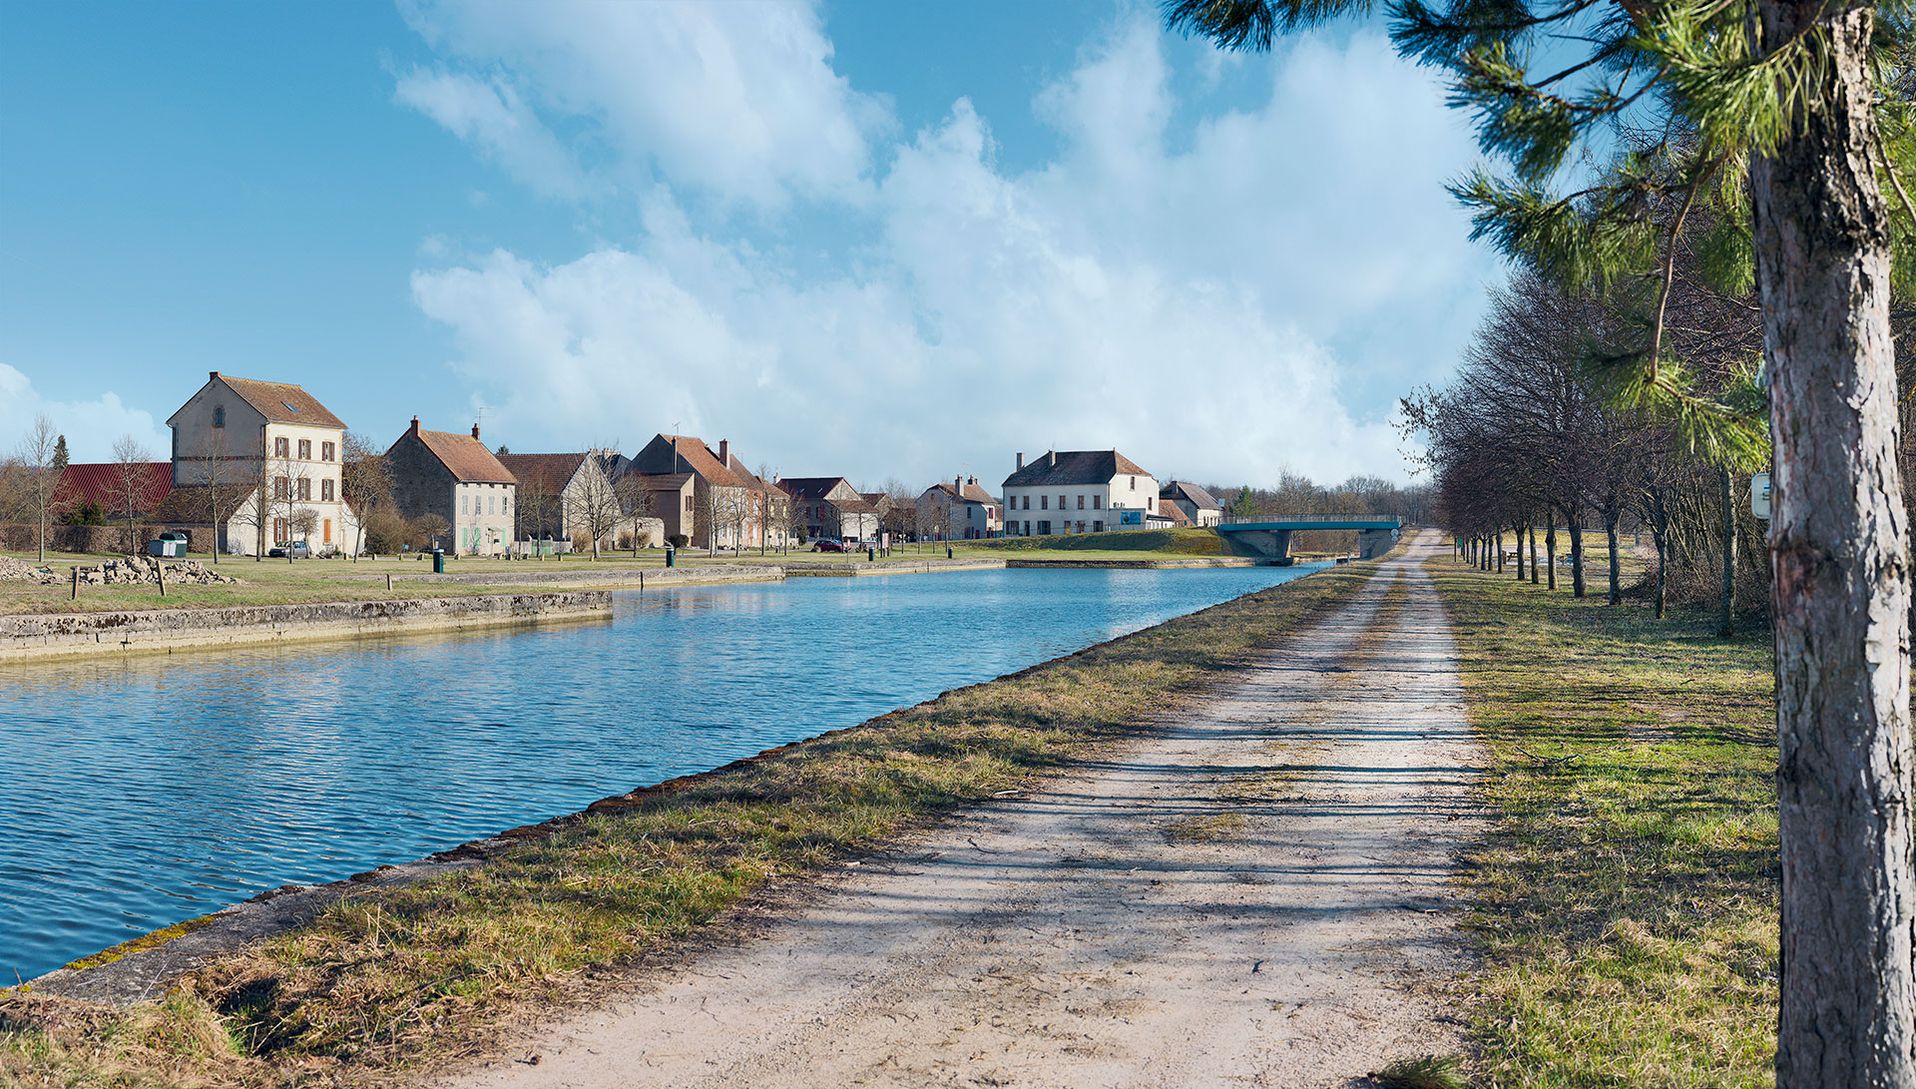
[1428,551,1779,1088]
[0,556,1378,1088]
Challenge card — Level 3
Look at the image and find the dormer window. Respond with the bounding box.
[283,401,301,415]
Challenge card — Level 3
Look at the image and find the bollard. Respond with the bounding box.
[156,561,167,598]
[386,573,393,592]
[71,566,79,601]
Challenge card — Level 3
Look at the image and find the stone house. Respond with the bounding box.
[624,434,782,550]
[1000,450,1160,537]
[496,451,661,551]
[778,477,881,543]
[916,476,1002,540]
[386,418,517,556]
[1160,480,1224,527]
[165,372,353,555]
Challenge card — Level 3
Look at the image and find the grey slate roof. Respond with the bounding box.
[1002,450,1150,489]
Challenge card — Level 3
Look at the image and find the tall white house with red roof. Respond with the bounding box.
[1000,450,1160,537]
[165,371,353,555]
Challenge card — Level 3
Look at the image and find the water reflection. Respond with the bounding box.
[0,564,1322,980]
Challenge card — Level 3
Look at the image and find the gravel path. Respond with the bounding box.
[445,531,1481,1088]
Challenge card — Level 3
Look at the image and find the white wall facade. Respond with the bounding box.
[1001,471,1160,537]
[454,481,515,556]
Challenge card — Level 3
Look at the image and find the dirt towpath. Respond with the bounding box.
[446,531,1481,1088]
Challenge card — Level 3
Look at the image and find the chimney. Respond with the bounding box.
[955,475,963,494]
[718,439,730,466]
[409,416,421,436]
[209,370,221,381]
[1015,452,1025,470]
[471,422,481,440]
[967,475,976,486]
[1047,451,1057,468]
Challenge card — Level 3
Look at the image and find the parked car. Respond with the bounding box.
[811,538,848,553]
[268,542,311,559]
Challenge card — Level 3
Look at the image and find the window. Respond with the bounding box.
[274,476,288,500]
[274,437,289,457]
[487,495,495,515]
[1093,495,1102,510]
[297,478,311,501]
[298,439,311,460]
[212,405,225,428]
[1057,495,1066,511]
[1094,520,1104,532]
[321,441,335,461]
[1038,520,1052,535]
[1130,476,1137,491]
[1040,495,1048,510]
[460,494,468,515]
[320,480,334,501]
[685,495,694,514]
[503,496,511,514]
[1077,495,1085,510]
[273,517,287,544]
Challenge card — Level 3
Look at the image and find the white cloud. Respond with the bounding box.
[396,0,886,208]
[0,365,171,464]
[403,14,1493,486]
[394,68,590,199]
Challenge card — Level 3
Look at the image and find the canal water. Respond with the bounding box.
[0,563,1322,981]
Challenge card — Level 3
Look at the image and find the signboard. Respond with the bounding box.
[1119,509,1144,526]
[1751,472,1772,521]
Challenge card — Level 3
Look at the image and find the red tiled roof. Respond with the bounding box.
[396,426,516,484]
[925,479,998,505]
[1158,498,1193,526]
[216,374,347,429]
[1002,450,1151,488]
[778,476,856,501]
[60,462,172,515]
[496,453,587,494]
[1161,480,1221,511]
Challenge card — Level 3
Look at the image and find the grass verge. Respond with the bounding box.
[1427,551,1778,1087]
[1,558,1376,1088]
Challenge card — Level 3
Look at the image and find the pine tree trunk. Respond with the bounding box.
[1751,1,1915,1081]
[1719,466,1737,640]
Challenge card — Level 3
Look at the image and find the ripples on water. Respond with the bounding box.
[0,563,1322,980]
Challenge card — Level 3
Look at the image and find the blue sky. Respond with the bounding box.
[0,0,1501,484]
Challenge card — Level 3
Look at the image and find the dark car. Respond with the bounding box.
[267,542,311,559]
[811,538,848,553]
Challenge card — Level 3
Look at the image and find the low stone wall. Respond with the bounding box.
[0,591,612,662]
[0,523,217,555]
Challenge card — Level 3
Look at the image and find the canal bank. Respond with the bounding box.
[0,561,1378,1082]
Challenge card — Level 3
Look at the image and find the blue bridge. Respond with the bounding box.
[1215,516,1403,563]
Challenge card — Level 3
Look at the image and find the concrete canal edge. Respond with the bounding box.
[336,564,786,589]
[0,591,615,663]
[781,558,1006,577]
[1002,556,1263,569]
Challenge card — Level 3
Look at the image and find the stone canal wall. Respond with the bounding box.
[0,591,614,662]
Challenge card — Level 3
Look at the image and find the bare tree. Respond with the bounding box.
[341,431,393,561]
[572,451,625,560]
[107,435,154,555]
[14,414,63,562]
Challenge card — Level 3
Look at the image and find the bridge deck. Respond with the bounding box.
[1216,518,1402,533]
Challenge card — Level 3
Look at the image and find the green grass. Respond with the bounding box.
[955,527,1239,556]
[1428,551,1778,1088]
[0,557,1379,1088]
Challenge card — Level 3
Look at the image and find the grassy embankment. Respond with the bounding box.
[1429,549,1778,1086]
[0,555,1376,1088]
[0,530,1259,616]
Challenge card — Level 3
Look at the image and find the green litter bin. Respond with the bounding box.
[432,549,445,574]
[665,546,676,568]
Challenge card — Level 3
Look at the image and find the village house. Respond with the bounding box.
[778,477,881,543]
[623,434,781,551]
[916,475,1002,540]
[1160,480,1224,527]
[387,418,517,556]
[1155,498,1194,527]
[1000,450,1161,537]
[496,451,662,553]
[163,372,354,555]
